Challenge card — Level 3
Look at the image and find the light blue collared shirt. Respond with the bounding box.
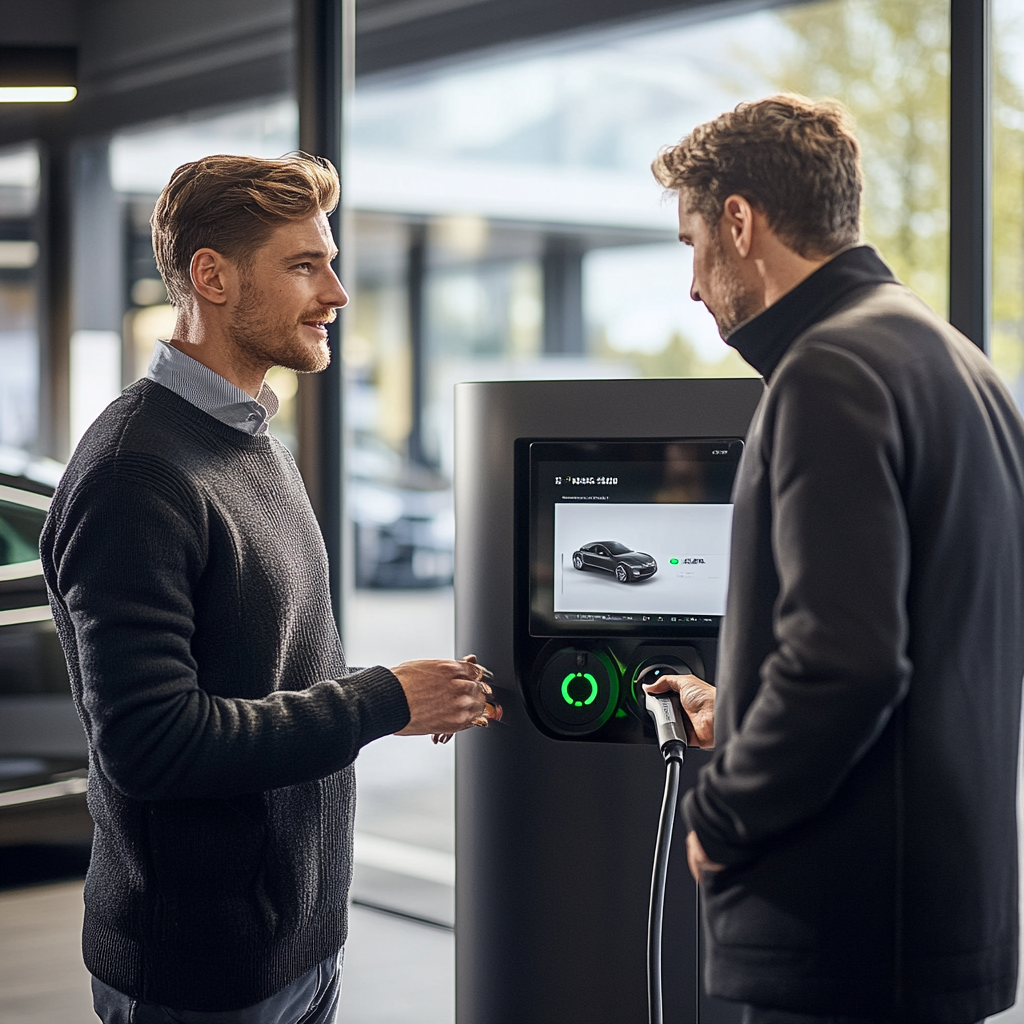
[145,339,280,436]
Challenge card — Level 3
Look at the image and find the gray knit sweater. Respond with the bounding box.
[40,379,410,1011]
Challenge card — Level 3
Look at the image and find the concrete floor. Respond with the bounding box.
[0,881,93,1024]
[0,882,452,1024]
[338,905,453,1024]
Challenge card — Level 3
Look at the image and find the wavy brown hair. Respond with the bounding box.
[151,152,340,308]
[652,94,862,259]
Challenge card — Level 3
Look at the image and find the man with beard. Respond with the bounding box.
[40,154,490,1024]
[643,96,1024,1023]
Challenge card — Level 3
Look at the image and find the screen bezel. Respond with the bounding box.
[527,438,743,639]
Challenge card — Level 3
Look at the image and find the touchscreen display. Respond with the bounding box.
[529,439,743,636]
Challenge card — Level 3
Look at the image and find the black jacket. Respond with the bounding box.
[40,382,410,1011]
[683,247,1024,1022]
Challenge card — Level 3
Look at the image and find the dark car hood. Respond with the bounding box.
[617,551,654,565]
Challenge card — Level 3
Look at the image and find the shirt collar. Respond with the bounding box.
[145,339,280,436]
[726,245,898,380]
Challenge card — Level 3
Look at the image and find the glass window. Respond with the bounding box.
[347,0,951,484]
[0,144,40,454]
[988,9,1024,1024]
[992,0,1024,407]
[0,498,44,566]
[763,0,951,312]
[343,10,954,1014]
[111,100,301,450]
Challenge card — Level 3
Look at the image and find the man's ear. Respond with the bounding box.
[720,194,755,260]
[189,248,234,306]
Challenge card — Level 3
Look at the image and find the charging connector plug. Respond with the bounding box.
[638,663,689,761]
[644,690,687,762]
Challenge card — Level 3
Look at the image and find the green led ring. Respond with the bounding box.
[561,671,599,707]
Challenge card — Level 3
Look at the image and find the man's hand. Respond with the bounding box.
[642,672,717,749]
[686,830,725,884]
[391,655,493,737]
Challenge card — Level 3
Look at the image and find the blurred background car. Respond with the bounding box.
[349,432,454,589]
[0,447,90,854]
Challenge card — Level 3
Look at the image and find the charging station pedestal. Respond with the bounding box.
[454,378,764,1024]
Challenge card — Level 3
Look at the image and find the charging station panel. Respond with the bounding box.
[520,437,742,746]
[455,378,764,1024]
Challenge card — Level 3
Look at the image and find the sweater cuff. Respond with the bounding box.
[343,665,410,747]
[681,788,755,868]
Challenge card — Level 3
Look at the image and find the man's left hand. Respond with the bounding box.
[686,830,725,884]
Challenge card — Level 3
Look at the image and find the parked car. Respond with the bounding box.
[349,432,454,589]
[0,447,91,849]
[571,541,658,583]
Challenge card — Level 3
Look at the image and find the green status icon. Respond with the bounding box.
[669,558,679,565]
[561,672,598,707]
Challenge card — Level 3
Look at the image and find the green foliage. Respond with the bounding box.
[991,5,1024,385]
[749,0,1024,387]
[755,0,951,314]
[598,1,1024,389]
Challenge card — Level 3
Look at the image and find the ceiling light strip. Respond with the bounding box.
[0,86,77,103]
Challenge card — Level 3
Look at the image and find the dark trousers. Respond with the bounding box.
[92,951,343,1024]
[744,1008,985,1024]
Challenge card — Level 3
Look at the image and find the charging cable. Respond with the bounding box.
[642,670,689,1024]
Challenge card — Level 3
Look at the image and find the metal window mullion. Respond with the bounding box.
[297,0,350,635]
[948,0,992,352]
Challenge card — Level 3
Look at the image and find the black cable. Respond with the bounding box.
[648,740,685,1024]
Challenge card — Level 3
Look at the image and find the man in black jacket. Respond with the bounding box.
[41,154,491,1023]
[645,95,1024,1023]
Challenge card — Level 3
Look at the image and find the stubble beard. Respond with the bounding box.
[707,233,761,340]
[227,274,335,374]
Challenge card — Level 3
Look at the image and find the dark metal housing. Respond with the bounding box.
[454,377,763,1024]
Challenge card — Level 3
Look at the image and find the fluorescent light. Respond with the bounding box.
[0,240,38,269]
[0,86,77,103]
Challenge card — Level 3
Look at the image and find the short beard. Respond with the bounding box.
[227,271,334,374]
[707,231,762,339]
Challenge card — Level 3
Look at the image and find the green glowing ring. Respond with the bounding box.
[561,671,599,707]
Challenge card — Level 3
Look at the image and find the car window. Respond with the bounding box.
[0,498,46,566]
[0,620,71,696]
[593,546,607,556]
[605,542,631,555]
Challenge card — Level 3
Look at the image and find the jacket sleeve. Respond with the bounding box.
[683,343,912,865]
[47,460,410,801]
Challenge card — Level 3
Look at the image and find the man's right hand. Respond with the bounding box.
[391,656,491,736]
[642,672,717,749]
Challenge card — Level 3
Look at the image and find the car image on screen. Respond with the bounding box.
[571,541,658,583]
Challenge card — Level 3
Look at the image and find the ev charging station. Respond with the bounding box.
[453,377,765,1024]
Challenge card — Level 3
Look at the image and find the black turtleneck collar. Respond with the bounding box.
[726,244,897,379]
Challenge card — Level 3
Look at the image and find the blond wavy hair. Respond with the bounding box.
[652,94,862,259]
[151,152,340,308]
